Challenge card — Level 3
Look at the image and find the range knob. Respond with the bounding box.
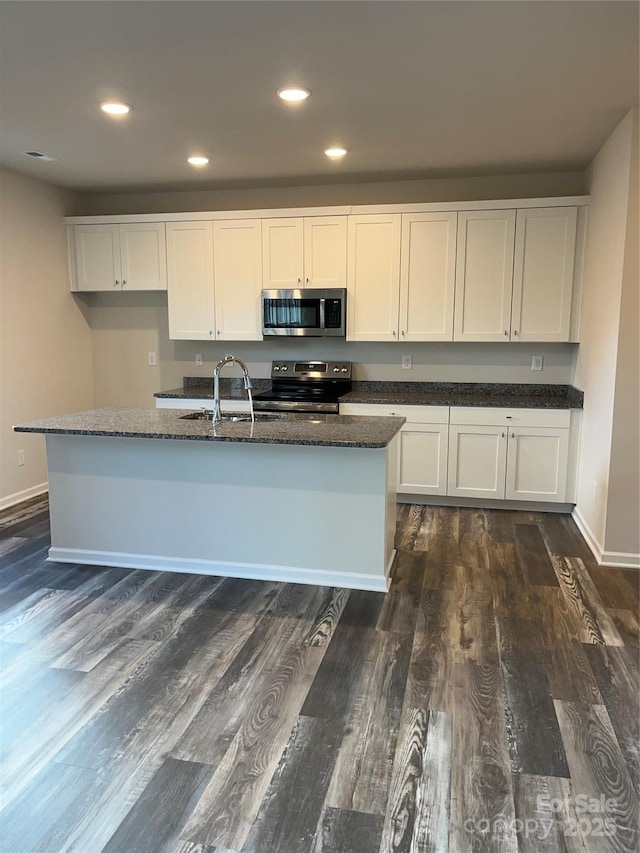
[281,365,288,371]
[273,365,280,372]
[341,367,348,373]
[333,366,340,373]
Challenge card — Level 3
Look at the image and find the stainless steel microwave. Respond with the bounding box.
[261,288,347,337]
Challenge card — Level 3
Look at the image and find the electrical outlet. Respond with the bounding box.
[531,355,544,371]
[195,353,203,366]
[17,449,25,467]
[402,354,412,370]
[147,351,157,366]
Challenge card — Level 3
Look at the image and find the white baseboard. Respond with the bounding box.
[599,551,640,570]
[0,482,48,512]
[47,547,390,592]
[572,507,640,570]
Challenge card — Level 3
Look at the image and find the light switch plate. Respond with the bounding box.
[531,355,544,371]
[402,354,412,369]
[195,353,203,366]
[148,351,157,366]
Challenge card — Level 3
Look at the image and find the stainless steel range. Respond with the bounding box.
[252,361,352,414]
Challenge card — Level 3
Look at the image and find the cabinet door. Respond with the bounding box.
[119,223,167,290]
[454,210,516,341]
[505,427,569,502]
[398,424,449,495]
[213,220,262,340]
[74,224,121,290]
[303,216,347,288]
[399,212,456,341]
[347,214,401,341]
[511,207,577,342]
[262,218,304,289]
[448,424,507,499]
[166,222,215,340]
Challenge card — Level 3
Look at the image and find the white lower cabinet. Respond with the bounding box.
[340,403,448,495]
[505,426,569,502]
[448,424,507,499]
[448,407,571,502]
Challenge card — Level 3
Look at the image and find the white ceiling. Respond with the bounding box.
[0,1,638,193]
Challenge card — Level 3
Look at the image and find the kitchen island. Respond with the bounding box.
[14,408,404,592]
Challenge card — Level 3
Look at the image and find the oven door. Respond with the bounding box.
[262,289,324,336]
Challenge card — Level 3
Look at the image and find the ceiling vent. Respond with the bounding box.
[25,151,55,161]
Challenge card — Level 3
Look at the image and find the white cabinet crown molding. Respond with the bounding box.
[64,196,590,225]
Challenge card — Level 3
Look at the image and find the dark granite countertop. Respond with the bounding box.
[154,378,271,401]
[155,378,583,409]
[13,408,404,449]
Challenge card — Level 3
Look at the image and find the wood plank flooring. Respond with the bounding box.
[0,496,638,853]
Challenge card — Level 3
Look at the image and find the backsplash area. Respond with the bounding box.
[84,291,579,407]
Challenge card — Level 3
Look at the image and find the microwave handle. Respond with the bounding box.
[319,298,325,330]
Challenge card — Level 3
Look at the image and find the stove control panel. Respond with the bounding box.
[270,361,352,380]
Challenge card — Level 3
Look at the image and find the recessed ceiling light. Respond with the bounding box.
[100,102,132,116]
[276,87,311,103]
[187,156,210,167]
[324,147,348,159]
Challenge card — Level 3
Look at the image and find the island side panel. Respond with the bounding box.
[45,434,395,591]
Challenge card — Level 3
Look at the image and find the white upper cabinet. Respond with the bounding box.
[166,221,215,340]
[262,218,304,289]
[72,223,167,291]
[454,210,516,342]
[511,207,577,342]
[454,206,578,342]
[262,216,347,289]
[74,225,120,291]
[347,214,402,341]
[213,219,262,340]
[303,216,347,288]
[399,212,457,341]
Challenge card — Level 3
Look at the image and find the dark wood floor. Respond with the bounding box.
[0,495,638,853]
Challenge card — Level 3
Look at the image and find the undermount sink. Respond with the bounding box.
[179,410,285,422]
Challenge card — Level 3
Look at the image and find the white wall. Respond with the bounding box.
[0,168,94,508]
[71,170,586,216]
[605,111,639,558]
[573,109,638,563]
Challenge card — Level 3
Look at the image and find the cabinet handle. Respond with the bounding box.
[209,330,213,337]
[306,277,310,286]
[122,279,127,286]
[506,416,512,419]
[392,330,396,337]
[401,330,405,337]
[512,432,515,439]
[504,330,509,337]
[513,329,518,336]
[114,280,120,287]
[297,277,301,286]
[217,330,221,336]
[501,432,505,439]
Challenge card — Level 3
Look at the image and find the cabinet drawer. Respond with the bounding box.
[449,406,571,428]
[341,403,448,424]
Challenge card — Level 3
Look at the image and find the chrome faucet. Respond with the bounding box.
[212,355,255,424]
